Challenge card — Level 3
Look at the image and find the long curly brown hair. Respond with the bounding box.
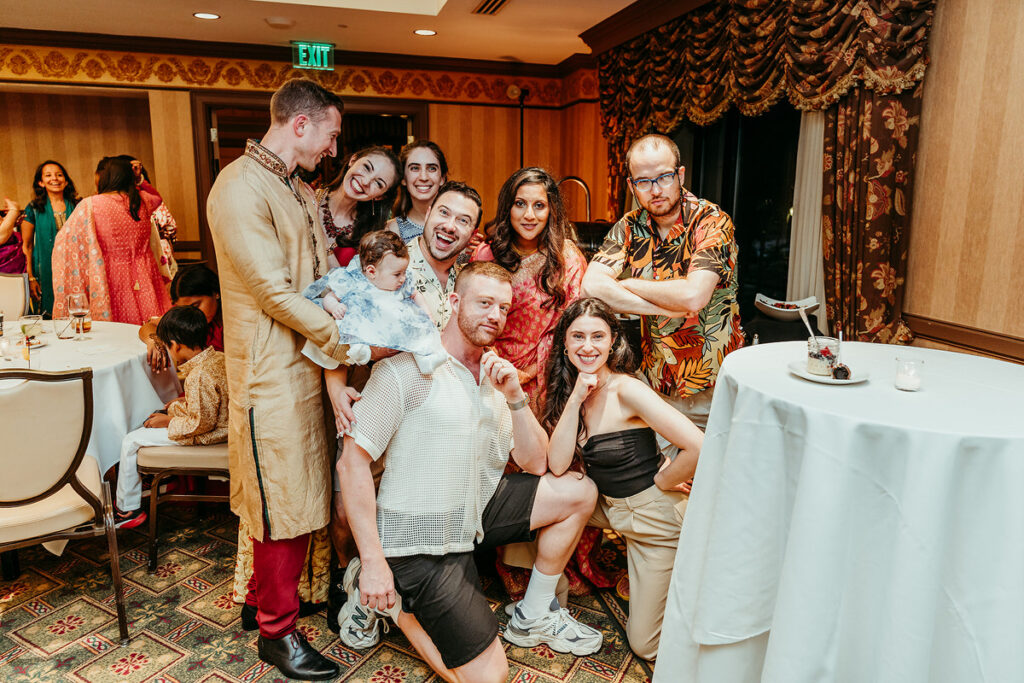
[485,167,575,310]
[541,298,637,461]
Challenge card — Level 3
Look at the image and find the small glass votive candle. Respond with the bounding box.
[895,357,924,391]
[0,336,11,361]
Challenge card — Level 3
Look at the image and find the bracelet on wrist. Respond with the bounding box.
[507,395,530,411]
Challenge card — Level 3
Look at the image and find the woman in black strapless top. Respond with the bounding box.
[543,298,704,662]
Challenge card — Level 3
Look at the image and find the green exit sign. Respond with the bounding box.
[292,42,334,71]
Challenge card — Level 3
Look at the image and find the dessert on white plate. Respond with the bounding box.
[806,336,838,375]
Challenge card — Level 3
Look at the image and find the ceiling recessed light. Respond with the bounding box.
[193,12,220,20]
[414,29,437,36]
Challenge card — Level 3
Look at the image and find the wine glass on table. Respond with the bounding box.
[68,294,90,341]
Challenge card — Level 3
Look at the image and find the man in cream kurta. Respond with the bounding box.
[207,79,351,681]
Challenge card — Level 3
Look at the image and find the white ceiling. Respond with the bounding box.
[0,0,634,65]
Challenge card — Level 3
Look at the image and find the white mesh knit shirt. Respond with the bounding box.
[350,352,514,557]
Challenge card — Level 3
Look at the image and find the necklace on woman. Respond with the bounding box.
[322,191,356,242]
[513,242,540,257]
[321,200,353,241]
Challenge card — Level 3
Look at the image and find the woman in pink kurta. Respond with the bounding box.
[53,157,171,324]
[474,168,618,599]
[473,167,586,415]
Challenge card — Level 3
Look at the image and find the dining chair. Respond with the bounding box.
[0,368,129,645]
[136,442,229,572]
[0,272,30,318]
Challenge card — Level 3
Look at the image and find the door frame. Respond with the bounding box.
[189,90,429,267]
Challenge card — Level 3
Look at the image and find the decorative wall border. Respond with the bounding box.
[0,44,598,107]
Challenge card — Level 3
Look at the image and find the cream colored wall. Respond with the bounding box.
[0,91,154,210]
[905,0,1024,339]
[147,90,200,244]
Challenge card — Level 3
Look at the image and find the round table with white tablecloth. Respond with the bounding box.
[0,321,180,474]
[655,341,1024,683]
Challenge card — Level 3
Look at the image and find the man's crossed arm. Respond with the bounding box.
[581,261,719,317]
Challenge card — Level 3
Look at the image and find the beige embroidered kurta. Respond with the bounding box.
[167,346,229,445]
[207,140,350,541]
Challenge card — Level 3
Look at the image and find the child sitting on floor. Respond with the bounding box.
[115,305,229,528]
[303,229,445,383]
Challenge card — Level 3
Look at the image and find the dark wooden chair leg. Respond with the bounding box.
[1,549,20,580]
[147,472,163,573]
[101,481,130,645]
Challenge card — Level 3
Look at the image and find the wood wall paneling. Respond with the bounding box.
[906,0,1024,340]
[147,90,200,243]
[0,92,154,211]
[0,40,609,262]
[428,101,610,226]
[561,101,611,222]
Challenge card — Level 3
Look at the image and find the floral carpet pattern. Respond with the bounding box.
[0,506,652,682]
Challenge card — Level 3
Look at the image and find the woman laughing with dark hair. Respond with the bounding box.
[21,159,80,314]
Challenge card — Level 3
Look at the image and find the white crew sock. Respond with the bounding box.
[519,566,561,619]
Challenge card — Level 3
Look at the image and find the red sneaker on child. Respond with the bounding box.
[115,508,148,529]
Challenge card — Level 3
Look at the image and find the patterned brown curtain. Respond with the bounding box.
[822,84,921,343]
[598,0,935,341]
[599,0,935,213]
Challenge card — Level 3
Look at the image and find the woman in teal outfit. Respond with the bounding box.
[21,160,80,316]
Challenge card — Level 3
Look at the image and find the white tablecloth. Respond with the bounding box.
[0,322,179,473]
[655,341,1024,683]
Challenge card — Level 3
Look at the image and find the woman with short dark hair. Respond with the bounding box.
[52,156,171,324]
[139,265,224,372]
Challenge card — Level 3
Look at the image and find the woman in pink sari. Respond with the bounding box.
[473,168,622,598]
[53,157,171,324]
[472,167,586,414]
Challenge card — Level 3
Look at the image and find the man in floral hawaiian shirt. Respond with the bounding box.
[582,134,744,433]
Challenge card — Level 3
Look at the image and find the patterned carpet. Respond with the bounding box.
[0,504,653,682]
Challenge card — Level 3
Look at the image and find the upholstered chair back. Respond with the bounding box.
[0,369,92,504]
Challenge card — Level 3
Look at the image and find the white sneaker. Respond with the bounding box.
[503,598,603,656]
[336,558,385,649]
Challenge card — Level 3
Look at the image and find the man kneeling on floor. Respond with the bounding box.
[338,261,602,681]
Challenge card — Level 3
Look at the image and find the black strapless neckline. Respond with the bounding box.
[584,426,655,448]
[581,426,660,499]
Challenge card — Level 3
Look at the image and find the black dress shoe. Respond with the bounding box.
[241,603,258,631]
[258,630,339,681]
[326,566,346,634]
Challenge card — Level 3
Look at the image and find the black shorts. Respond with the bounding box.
[387,472,539,669]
